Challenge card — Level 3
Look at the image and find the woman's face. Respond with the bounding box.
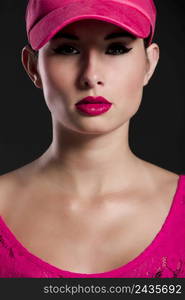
[31,19,159,134]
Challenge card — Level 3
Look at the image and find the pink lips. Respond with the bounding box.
[75,96,112,116]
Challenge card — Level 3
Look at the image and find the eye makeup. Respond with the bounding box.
[52,42,133,55]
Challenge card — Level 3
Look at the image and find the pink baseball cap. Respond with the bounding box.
[26,0,157,50]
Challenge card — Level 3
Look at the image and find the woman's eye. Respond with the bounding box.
[53,45,79,55]
[53,43,132,55]
[106,43,132,55]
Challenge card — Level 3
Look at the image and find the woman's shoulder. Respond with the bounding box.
[0,173,11,215]
[141,159,180,184]
[140,160,182,204]
[0,170,21,215]
[0,162,38,215]
[0,156,51,216]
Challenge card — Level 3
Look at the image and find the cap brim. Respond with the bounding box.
[29,1,151,50]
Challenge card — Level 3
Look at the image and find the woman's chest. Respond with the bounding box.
[1,192,171,274]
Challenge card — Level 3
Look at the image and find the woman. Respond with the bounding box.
[0,0,184,278]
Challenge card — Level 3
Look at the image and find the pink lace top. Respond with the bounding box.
[0,174,185,278]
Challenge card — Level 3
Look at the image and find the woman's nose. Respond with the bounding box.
[78,50,105,89]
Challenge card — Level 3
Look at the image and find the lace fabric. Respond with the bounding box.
[0,175,185,278]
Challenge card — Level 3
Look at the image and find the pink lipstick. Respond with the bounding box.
[75,96,112,116]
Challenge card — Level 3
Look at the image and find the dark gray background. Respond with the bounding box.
[0,0,184,175]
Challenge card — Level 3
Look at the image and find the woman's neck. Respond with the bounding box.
[36,123,147,199]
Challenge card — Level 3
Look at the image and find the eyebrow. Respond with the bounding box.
[52,31,135,40]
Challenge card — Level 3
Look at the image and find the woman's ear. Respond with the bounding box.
[21,45,42,89]
[143,43,160,86]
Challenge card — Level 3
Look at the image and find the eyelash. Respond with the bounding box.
[52,43,132,55]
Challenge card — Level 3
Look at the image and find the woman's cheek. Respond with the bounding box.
[126,58,146,94]
[119,65,145,117]
[39,63,67,102]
